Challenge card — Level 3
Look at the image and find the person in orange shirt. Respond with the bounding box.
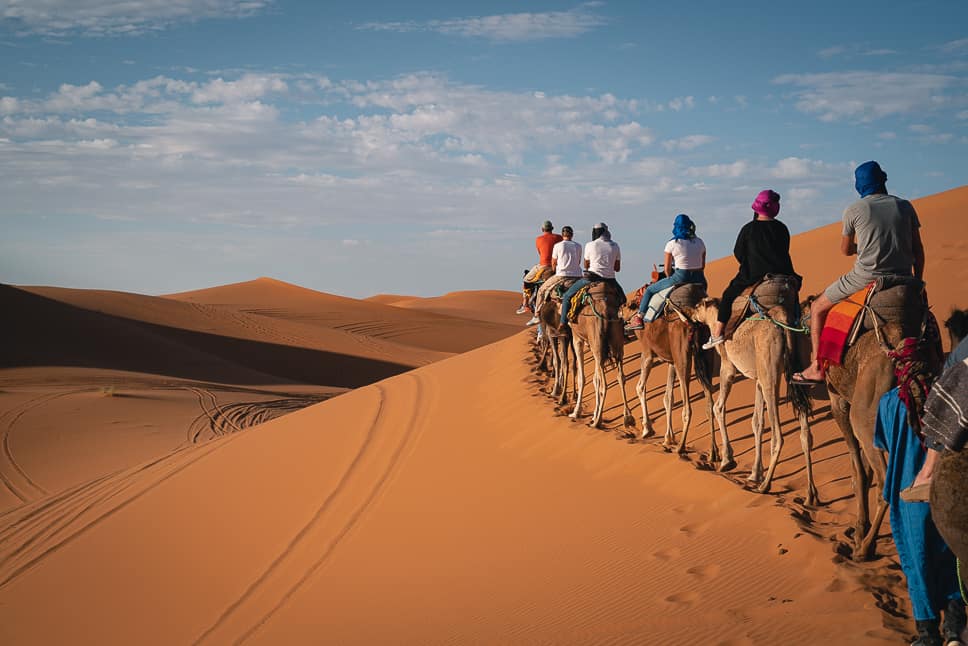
[517,220,563,315]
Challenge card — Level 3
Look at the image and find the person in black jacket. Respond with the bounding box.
[703,190,799,349]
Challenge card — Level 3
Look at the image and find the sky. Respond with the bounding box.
[1,1,966,298]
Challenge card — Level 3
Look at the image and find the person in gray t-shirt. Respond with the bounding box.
[795,161,926,383]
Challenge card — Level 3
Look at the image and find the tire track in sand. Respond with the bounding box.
[0,390,90,503]
[0,423,251,590]
[193,373,427,645]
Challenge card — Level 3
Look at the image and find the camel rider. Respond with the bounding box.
[626,214,706,330]
[794,161,925,384]
[559,223,625,327]
[703,190,799,349]
[528,225,583,326]
[517,220,563,315]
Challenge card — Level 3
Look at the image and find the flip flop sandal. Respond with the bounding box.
[791,372,823,386]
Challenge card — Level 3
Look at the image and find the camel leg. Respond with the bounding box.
[557,337,570,405]
[570,338,586,420]
[675,362,692,456]
[714,360,737,472]
[794,409,818,505]
[637,354,656,438]
[748,384,765,484]
[849,395,889,561]
[829,391,870,556]
[756,378,785,494]
[590,354,606,428]
[548,336,561,397]
[703,376,719,465]
[614,351,635,431]
[662,365,677,449]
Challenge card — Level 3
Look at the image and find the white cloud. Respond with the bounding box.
[662,134,714,151]
[191,74,287,104]
[688,160,749,178]
[773,71,963,122]
[941,38,968,54]
[357,6,606,41]
[667,96,694,111]
[0,0,272,36]
[818,45,846,58]
[878,131,896,139]
[772,156,823,179]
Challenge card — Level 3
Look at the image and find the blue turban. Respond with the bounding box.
[671,213,696,240]
[855,161,887,197]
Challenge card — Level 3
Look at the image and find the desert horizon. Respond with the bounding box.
[1,184,965,644]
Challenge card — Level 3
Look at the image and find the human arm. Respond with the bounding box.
[700,250,706,271]
[663,251,673,277]
[912,222,925,281]
[841,234,857,256]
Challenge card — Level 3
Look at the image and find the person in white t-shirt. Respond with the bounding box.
[626,213,707,330]
[559,223,625,326]
[528,225,583,326]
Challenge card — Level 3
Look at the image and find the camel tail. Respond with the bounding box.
[690,323,714,392]
[780,309,813,418]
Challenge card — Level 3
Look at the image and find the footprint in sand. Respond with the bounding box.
[678,521,710,537]
[663,590,701,607]
[651,547,682,562]
[685,563,722,581]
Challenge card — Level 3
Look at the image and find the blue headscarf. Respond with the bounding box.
[671,213,696,241]
[855,161,887,197]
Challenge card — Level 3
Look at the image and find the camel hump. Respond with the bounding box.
[752,274,800,310]
[862,276,925,337]
[668,282,706,309]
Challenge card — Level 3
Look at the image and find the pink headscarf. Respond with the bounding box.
[752,189,780,218]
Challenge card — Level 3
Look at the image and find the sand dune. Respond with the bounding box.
[0,186,964,644]
[168,277,520,354]
[367,289,522,326]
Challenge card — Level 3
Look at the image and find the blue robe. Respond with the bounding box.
[874,388,962,621]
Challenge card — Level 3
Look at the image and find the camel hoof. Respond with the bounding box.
[623,414,636,428]
[718,459,737,473]
[641,427,655,439]
[676,443,687,456]
[755,481,771,494]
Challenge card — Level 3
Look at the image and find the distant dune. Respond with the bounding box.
[0,186,964,644]
[368,289,523,326]
[168,277,521,354]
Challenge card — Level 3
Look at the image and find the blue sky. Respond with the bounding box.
[1,1,966,297]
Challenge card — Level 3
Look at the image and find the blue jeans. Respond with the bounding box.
[560,279,590,325]
[637,269,706,315]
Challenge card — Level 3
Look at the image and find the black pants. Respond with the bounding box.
[717,277,753,325]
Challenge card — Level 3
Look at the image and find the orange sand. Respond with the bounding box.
[0,186,964,644]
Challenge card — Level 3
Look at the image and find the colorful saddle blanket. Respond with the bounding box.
[817,284,873,367]
[568,282,623,322]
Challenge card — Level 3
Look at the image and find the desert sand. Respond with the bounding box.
[0,186,964,644]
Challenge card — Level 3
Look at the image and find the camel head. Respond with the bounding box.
[691,296,720,328]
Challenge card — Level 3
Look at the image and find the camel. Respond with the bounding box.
[620,295,717,459]
[931,449,968,567]
[537,297,577,406]
[568,282,634,429]
[692,297,816,504]
[800,293,942,560]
